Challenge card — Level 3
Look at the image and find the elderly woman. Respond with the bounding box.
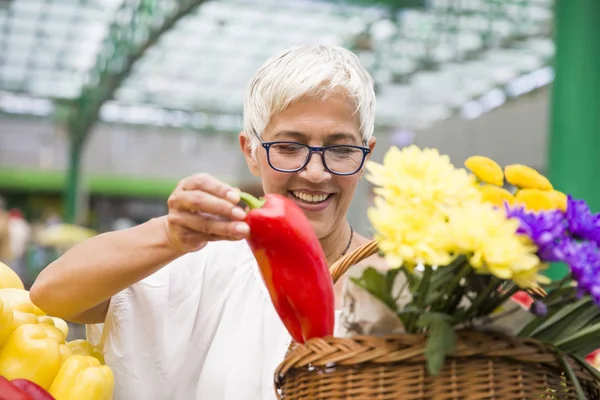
[30,44,378,400]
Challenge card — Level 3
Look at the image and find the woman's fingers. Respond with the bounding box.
[181,173,240,204]
[169,210,249,240]
[169,190,246,221]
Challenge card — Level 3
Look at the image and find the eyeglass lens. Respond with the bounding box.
[268,143,364,174]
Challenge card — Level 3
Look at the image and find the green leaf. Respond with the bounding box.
[555,322,600,356]
[425,291,444,304]
[442,285,466,316]
[386,268,401,294]
[526,297,593,340]
[421,314,456,376]
[350,267,398,311]
[429,259,465,291]
[557,352,587,400]
[572,354,600,383]
[417,312,453,327]
[517,291,579,337]
[558,302,600,339]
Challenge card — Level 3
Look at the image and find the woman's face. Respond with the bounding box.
[240,92,376,239]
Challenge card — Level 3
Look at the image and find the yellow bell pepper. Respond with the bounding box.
[49,355,114,400]
[59,344,74,364]
[66,339,105,364]
[37,315,54,325]
[0,288,45,316]
[39,323,66,344]
[0,298,15,346]
[13,311,39,327]
[0,323,63,389]
[0,299,41,347]
[52,317,69,338]
[0,261,24,290]
[37,316,70,339]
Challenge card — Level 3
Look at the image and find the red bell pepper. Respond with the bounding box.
[11,379,55,400]
[239,192,335,344]
[0,376,34,400]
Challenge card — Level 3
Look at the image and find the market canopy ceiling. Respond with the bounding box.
[0,0,554,131]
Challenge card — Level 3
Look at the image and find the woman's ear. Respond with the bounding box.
[359,136,377,177]
[239,131,261,177]
[367,136,377,157]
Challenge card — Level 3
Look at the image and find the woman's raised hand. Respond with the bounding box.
[165,173,250,253]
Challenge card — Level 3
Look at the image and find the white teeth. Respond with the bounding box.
[292,191,329,203]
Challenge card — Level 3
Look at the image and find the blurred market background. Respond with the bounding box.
[0,0,597,336]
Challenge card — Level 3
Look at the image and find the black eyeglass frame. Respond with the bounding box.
[260,140,371,176]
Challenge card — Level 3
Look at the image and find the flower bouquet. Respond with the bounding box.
[275,145,600,400]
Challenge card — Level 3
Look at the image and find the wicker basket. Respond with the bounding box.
[274,240,600,399]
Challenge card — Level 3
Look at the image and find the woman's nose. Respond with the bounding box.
[299,152,331,183]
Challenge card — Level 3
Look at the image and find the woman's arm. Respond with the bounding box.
[30,216,182,324]
[30,173,250,324]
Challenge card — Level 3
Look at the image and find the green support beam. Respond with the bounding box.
[547,0,600,280]
[62,0,209,223]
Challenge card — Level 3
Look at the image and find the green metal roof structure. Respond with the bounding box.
[0,0,555,221]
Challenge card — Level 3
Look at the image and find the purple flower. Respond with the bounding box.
[566,196,600,246]
[505,204,567,262]
[557,239,600,306]
[531,300,548,316]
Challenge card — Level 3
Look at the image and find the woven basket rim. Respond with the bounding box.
[275,330,598,386]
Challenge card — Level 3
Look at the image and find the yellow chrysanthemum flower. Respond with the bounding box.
[504,164,553,190]
[446,203,542,288]
[366,145,481,212]
[464,156,504,186]
[512,266,551,288]
[368,145,546,288]
[368,198,454,269]
[515,189,564,212]
[479,185,515,208]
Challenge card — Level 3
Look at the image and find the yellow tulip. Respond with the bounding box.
[548,190,568,212]
[464,156,504,186]
[479,185,515,207]
[515,189,560,212]
[0,262,24,290]
[505,164,553,190]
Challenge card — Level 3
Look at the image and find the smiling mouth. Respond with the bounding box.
[290,191,332,204]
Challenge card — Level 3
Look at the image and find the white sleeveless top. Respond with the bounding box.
[86,240,344,400]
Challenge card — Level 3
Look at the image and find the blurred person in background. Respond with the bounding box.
[0,196,11,265]
[7,208,31,281]
[31,45,378,400]
[111,217,136,231]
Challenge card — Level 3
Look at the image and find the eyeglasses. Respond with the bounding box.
[260,141,370,176]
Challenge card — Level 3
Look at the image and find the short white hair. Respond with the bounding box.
[243,44,376,152]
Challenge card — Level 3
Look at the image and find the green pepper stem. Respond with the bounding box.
[238,191,265,209]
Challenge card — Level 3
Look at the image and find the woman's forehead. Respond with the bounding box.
[263,94,362,142]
